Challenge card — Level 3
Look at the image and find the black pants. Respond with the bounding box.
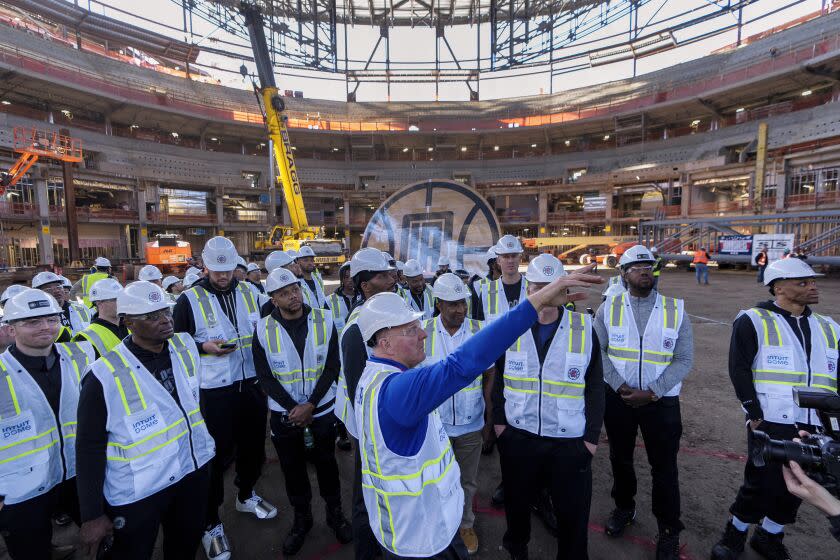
[352,437,383,559]
[498,427,593,560]
[201,379,268,527]
[270,412,341,511]
[603,387,684,532]
[382,533,468,560]
[107,465,210,560]
[0,478,80,560]
[729,421,805,525]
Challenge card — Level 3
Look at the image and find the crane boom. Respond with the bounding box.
[243,5,316,240]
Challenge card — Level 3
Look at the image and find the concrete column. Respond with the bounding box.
[775,164,787,212]
[344,194,351,250]
[34,173,54,265]
[216,194,225,236]
[680,174,691,217]
[136,184,148,258]
[538,189,548,234]
[603,188,613,228]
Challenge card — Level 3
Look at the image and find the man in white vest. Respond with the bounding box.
[338,247,396,559]
[0,288,93,560]
[476,235,528,323]
[420,273,494,555]
[328,262,354,336]
[260,250,298,317]
[593,245,694,560]
[354,265,602,559]
[74,278,129,359]
[172,236,274,560]
[245,263,266,295]
[711,258,838,560]
[253,268,352,555]
[76,281,215,559]
[0,285,26,352]
[296,245,328,309]
[32,271,91,341]
[491,254,604,560]
[403,259,434,320]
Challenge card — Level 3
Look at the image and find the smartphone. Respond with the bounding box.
[219,343,237,350]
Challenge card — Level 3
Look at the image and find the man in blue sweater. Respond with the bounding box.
[353,265,602,559]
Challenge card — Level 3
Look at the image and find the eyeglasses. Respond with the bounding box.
[13,315,61,328]
[130,308,172,322]
[386,323,422,338]
[626,265,653,273]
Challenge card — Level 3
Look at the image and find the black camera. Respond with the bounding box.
[749,387,840,497]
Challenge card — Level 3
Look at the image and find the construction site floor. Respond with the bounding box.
[4,266,839,559]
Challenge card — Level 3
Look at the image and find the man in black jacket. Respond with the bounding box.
[712,258,839,560]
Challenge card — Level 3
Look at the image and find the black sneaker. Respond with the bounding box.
[282,509,314,556]
[604,508,636,537]
[326,505,353,544]
[749,527,791,560]
[655,528,680,560]
[711,521,748,560]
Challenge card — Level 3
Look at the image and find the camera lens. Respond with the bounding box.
[763,439,823,468]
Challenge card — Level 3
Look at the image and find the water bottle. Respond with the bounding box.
[303,426,315,450]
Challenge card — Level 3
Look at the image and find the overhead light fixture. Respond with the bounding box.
[291,146,297,150]
[259,142,266,147]
[0,100,10,106]
[691,119,701,126]
[402,147,409,152]
[460,146,467,152]
[603,135,610,140]
[427,147,434,152]
[735,107,745,113]
[471,127,476,131]
[408,125,419,131]
[802,90,813,96]
[171,132,179,138]
[332,147,339,152]
[564,140,571,146]
[635,175,641,180]
[531,143,537,148]
[129,123,139,129]
[494,145,500,151]
[210,137,218,141]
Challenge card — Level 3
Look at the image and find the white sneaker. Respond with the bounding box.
[235,492,277,519]
[202,523,232,560]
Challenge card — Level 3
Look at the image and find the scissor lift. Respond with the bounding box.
[0,127,83,195]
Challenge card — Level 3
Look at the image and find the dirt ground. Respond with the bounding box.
[5,266,840,559]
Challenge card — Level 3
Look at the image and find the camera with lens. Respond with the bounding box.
[749,387,840,497]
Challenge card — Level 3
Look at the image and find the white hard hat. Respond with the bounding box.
[287,249,299,260]
[246,263,261,273]
[297,246,315,258]
[396,261,405,272]
[494,234,523,255]
[162,276,181,291]
[525,254,566,283]
[485,247,497,263]
[0,284,27,306]
[89,278,123,302]
[763,258,822,286]
[265,250,294,273]
[350,248,393,278]
[265,268,301,294]
[186,266,202,277]
[183,273,200,288]
[650,247,659,253]
[236,256,247,269]
[94,257,111,268]
[432,273,469,302]
[382,251,395,263]
[201,236,238,272]
[2,288,62,322]
[357,292,423,343]
[59,275,72,289]
[31,271,63,289]
[403,259,423,278]
[437,256,450,267]
[117,281,170,315]
[619,245,656,267]
[604,282,626,298]
[138,264,163,282]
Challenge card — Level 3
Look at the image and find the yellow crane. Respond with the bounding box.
[242,5,345,272]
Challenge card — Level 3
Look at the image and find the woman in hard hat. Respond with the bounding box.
[0,288,95,559]
[77,281,214,559]
[354,265,601,559]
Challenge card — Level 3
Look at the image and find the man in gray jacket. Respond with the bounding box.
[593,245,694,560]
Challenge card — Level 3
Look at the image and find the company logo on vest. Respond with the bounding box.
[132,412,160,434]
[2,418,32,439]
[567,367,581,381]
[766,352,792,368]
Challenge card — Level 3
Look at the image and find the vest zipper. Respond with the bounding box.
[638,334,644,389]
[793,316,811,425]
[173,391,199,468]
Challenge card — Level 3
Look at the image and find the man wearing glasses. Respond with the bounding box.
[0,288,94,559]
[76,281,215,559]
[593,245,694,560]
[32,271,91,341]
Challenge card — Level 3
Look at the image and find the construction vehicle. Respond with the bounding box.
[241,5,345,274]
[145,234,192,274]
[0,127,82,194]
[522,235,636,267]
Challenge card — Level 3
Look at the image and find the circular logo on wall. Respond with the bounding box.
[362,180,501,278]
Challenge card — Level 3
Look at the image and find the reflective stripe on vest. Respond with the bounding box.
[607,293,678,366]
[54,342,90,443]
[77,323,122,356]
[751,308,809,389]
[264,308,328,386]
[0,358,58,465]
[192,287,253,350]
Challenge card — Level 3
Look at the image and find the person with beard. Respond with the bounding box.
[172,237,273,560]
[252,268,352,554]
[594,245,694,560]
[711,258,838,560]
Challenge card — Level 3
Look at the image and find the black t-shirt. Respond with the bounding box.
[503,278,522,308]
[304,278,317,296]
[60,302,73,329]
